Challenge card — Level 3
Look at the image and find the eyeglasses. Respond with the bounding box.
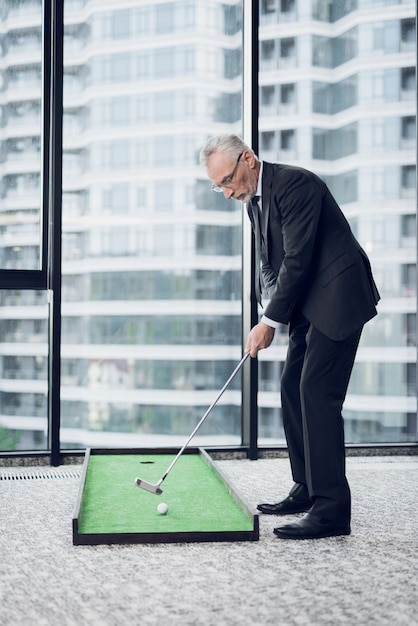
[211,152,243,192]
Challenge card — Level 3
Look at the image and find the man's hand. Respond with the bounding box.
[245,322,275,358]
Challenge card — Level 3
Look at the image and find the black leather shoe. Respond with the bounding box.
[273,512,351,539]
[257,495,312,515]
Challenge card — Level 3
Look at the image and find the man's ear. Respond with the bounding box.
[242,150,257,169]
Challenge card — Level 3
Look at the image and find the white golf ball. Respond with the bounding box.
[157,502,168,515]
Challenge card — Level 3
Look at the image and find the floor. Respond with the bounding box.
[0,454,417,626]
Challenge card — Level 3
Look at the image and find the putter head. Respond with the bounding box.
[135,477,163,495]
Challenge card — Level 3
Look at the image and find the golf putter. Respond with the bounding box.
[135,352,250,495]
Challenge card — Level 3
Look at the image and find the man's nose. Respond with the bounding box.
[223,187,233,199]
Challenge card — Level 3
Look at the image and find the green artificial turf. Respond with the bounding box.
[78,453,253,535]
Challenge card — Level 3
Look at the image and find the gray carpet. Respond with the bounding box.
[0,456,417,625]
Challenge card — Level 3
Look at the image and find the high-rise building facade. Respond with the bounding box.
[0,0,416,453]
[257,0,417,443]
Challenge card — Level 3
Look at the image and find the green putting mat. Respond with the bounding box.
[73,448,259,544]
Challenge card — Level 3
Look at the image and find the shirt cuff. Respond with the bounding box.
[261,315,280,329]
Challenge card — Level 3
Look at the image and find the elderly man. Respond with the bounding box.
[200,134,379,539]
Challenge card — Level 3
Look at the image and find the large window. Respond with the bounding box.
[258,0,417,444]
[0,0,416,456]
[59,0,244,449]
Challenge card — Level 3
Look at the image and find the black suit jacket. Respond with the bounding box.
[248,162,380,341]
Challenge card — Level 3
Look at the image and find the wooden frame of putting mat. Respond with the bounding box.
[73,447,259,545]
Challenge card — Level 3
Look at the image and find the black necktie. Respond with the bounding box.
[250,196,262,306]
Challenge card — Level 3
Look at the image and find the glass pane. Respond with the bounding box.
[0,0,43,270]
[258,1,417,444]
[0,290,48,451]
[61,0,243,449]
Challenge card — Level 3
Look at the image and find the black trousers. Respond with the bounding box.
[281,310,362,522]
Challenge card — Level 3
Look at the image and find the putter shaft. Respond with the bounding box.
[135,353,250,495]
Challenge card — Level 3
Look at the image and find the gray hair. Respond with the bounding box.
[199,134,254,167]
